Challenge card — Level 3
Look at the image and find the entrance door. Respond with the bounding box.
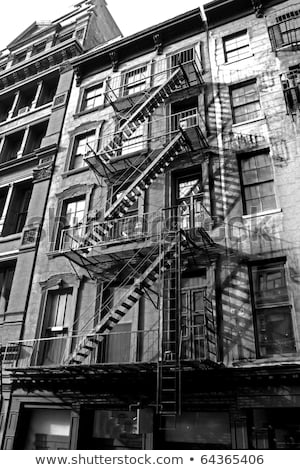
[181,288,205,360]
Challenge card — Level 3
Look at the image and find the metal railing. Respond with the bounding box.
[268,17,300,50]
[222,131,267,152]
[105,49,202,104]
[3,329,159,369]
[59,210,162,251]
[83,107,205,161]
[59,198,212,251]
[281,71,300,114]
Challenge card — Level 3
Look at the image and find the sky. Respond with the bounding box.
[0,0,206,50]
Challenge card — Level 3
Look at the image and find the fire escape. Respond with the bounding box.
[3,51,218,426]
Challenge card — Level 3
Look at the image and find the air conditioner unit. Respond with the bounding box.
[17,106,30,116]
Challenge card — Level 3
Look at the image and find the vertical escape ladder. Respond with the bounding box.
[66,236,177,365]
[157,227,182,428]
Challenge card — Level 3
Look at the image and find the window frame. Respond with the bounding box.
[59,196,87,251]
[69,130,97,170]
[250,260,296,358]
[80,82,104,112]
[230,80,261,124]
[239,152,277,215]
[121,63,149,97]
[223,30,251,63]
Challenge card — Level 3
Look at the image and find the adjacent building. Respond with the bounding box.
[1,0,300,450]
[0,0,121,449]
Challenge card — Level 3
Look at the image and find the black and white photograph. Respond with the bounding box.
[0,0,300,458]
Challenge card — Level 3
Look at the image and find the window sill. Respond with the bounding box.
[0,232,22,242]
[0,102,52,127]
[223,54,254,66]
[232,116,265,127]
[62,165,90,178]
[242,208,282,219]
[74,104,105,118]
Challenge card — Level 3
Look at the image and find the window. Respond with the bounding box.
[171,47,195,67]
[0,130,25,163]
[37,75,59,107]
[12,50,27,66]
[120,123,145,156]
[2,182,32,236]
[31,42,46,56]
[81,83,104,111]
[59,197,86,250]
[123,65,148,96]
[0,94,15,123]
[175,172,203,230]
[55,31,74,45]
[230,81,261,123]
[269,9,300,49]
[0,264,15,315]
[24,121,48,155]
[70,131,96,170]
[223,30,250,62]
[251,261,295,357]
[105,185,139,241]
[240,153,276,215]
[13,83,38,116]
[37,288,74,366]
[181,287,205,360]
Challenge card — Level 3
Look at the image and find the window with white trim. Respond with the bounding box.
[230,80,261,124]
[70,131,97,170]
[122,65,148,96]
[240,152,276,215]
[223,30,250,62]
[81,83,104,111]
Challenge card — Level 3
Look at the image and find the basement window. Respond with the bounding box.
[223,30,250,62]
[251,261,295,357]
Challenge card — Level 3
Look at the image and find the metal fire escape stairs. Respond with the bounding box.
[59,57,215,426]
[66,238,177,365]
[86,65,190,171]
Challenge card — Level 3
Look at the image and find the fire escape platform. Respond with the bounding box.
[61,239,159,279]
[6,359,221,385]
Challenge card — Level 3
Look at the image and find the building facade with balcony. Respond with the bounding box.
[2,0,300,450]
